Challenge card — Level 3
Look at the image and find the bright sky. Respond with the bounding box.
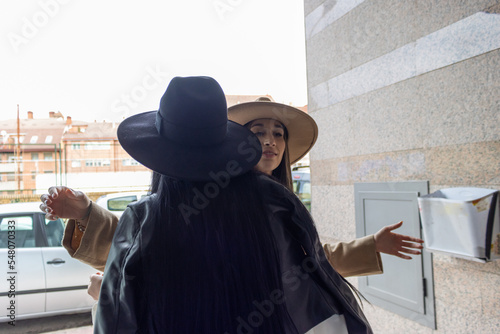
[0,0,307,123]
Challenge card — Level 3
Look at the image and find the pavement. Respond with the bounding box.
[2,313,93,334]
[44,326,93,333]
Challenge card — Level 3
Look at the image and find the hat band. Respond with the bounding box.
[155,112,227,147]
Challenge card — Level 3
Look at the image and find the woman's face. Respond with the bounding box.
[248,118,286,175]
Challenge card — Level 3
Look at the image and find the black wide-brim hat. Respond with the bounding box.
[117,76,262,181]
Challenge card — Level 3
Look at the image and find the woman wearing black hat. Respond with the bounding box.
[70,76,373,333]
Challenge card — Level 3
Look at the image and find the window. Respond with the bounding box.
[31,172,36,180]
[30,136,38,144]
[44,170,54,174]
[11,136,25,144]
[6,172,15,181]
[354,181,436,329]
[45,136,53,144]
[44,218,64,247]
[84,142,111,150]
[122,158,140,166]
[86,159,111,167]
[31,153,39,161]
[0,215,36,248]
[71,160,81,168]
[44,152,53,161]
[107,196,137,211]
[71,143,81,150]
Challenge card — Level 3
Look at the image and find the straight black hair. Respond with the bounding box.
[139,170,297,333]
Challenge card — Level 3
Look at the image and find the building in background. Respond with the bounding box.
[304,1,499,333]
[0,111,66,195]
[0,94,310,195]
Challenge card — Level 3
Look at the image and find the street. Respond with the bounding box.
[1,312,92,334]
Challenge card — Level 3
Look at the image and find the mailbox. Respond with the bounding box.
[418,187,500,262]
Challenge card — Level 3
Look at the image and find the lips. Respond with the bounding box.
[262,150,278,158]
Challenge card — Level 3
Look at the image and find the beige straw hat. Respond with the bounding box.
[228,98,318,164]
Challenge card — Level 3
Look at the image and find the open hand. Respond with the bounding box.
[374,221,424,259]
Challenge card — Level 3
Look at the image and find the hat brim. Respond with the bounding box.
[228,102,318,164]
[118,111,262,181]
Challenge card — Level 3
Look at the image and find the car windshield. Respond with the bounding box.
[107,195,137,211]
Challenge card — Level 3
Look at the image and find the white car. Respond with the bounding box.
[95,191,148,218]
[0,202,98,323]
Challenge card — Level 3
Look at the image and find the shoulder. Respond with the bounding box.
[254,173,299,211]
[255,172,285,192]
[126,194,157,219]
[113,194,157,240]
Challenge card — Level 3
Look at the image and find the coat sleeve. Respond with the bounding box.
[323,236,383,277]
[62,204,119,271]
[258,174,383,278]
[93,207,142,334]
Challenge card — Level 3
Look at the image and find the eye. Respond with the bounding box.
[274,132,283,137]
[253,131,264,136]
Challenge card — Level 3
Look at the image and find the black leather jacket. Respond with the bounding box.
[94,175,372,333]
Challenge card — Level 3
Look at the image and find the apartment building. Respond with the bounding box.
[0,111,65,195]
[1,94,308,195]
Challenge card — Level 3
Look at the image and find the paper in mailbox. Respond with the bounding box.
[418,187,499,262]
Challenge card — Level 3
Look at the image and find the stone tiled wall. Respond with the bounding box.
[304,0,500,332]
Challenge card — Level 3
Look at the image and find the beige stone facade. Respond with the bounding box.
[304,0,500,332]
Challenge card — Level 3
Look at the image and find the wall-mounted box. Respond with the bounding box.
[418,188,499,262]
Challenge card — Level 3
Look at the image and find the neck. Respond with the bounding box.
[254,167,272,175]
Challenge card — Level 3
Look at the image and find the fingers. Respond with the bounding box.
[45,213,59,220]
[385,221,403,232]
[401,235,424,244]
[402,241,424,250]
[400,247,422,255]
[88,273,103,301]
[39,202,51,214]
[395,252,413,260]
[48,186,62,199]
[39,202,59,220]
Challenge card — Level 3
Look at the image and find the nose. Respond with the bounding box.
[262,133,276,146]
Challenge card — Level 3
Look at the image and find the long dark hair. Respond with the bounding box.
[271,135,293,192]
[140,171,296,333]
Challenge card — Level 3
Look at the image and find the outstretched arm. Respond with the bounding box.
[324,221,424,277]
[374,221,424,259]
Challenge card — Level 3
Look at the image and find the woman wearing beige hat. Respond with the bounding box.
[228,97,424,276]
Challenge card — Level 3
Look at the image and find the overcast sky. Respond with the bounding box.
[0,0,307,123]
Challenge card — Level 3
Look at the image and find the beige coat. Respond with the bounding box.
[63,204,383,277]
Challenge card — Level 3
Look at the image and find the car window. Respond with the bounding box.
[44,218,65,247]
[301,182,311,199]
[107,195,137,211]
[0,215,36,248]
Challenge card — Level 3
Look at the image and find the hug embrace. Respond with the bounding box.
[41,75,424,333]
